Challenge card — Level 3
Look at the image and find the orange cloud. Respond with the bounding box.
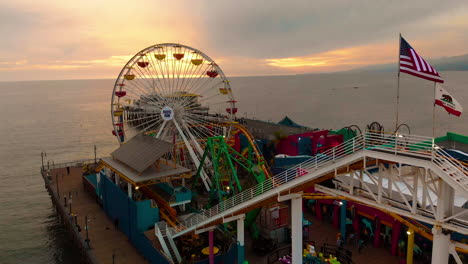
[265,42,397,72]
[0,55,134,71]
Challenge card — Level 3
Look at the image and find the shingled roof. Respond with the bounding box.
[111,133,173,174]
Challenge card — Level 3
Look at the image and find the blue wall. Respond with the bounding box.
[157,183,192,203]
[98,175,168,264]
[96,174,239,264]
[136,200,159,232]
[298,137,312,155]
[274,156,312,168]
[85,174,98,186]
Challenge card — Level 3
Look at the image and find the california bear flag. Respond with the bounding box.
[435,84,463,117]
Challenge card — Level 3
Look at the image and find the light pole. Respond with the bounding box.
[94,145,97,165]
[69,192,72,215]
[112,248,118,264]
[56,174,60,197]
[85,215,90,249]
[47,159,55,170]
[41,151,45,170]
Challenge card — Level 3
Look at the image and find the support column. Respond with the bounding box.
[352,213,360,240]
[96,172,101,198]
[209,230,215,264]
[237,217,245,264]
[291,196,303,264]
[431,226,450,264]
[127,182,132,199]
[340,200,347,242]
[332,204,340,229]
[391,221,401,256]
[407,228,414,264]
[374,217,382,248]
[182,178,186,212]
[436,182,454,222]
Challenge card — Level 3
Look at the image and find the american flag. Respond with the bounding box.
[399,36,444,83]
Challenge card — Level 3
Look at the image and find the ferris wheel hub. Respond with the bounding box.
[161,106,175,121]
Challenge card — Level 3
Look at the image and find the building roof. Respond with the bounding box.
[278,116,306,128]
[111,133,173,174]
[101,157,190,184]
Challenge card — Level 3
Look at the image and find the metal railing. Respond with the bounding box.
[42,158,101,171]
[170,134,367,235]
[165,130,467,236]
[363,130,467,189]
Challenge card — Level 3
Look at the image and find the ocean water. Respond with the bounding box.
[0,72,467,263]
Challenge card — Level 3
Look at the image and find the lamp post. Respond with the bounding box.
[85,215,90,249]
[41,151,45,170]
[112,248,119,264]
[56,174,60,197]
[47,159,55,170]
[69,193,72,215]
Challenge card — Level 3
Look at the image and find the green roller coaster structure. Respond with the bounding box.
[194,135,267,239]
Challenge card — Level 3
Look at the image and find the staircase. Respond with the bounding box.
[431,147,468,192]
[155,222,181,263]
[364,131,468,194]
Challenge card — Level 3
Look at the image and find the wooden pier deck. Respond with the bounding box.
[43,165,148,264]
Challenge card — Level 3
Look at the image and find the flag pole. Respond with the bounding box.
[432,82,436,138]
[395,33,402,132]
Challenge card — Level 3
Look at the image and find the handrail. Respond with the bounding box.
[165,130,467,236]
[42,158,101,171]
[171,135,366,235]
[433,146,468,176]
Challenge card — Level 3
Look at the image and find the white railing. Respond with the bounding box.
[166,130,468,235]
[170,134,367,234]
[433,147,468,176]
[363,130,467,189]
[363,130,434,159]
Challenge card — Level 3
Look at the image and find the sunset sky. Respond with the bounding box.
[1,0,468,81]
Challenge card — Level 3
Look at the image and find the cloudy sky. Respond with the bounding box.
[1,0,468,81]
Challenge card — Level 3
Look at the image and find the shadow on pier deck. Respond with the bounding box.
[43,165,148,264]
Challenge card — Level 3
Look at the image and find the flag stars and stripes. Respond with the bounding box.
[399,36,444,83]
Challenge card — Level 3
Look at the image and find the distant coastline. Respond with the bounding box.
[345,53,468,73]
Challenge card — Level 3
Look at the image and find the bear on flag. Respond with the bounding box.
[435,84,463,117]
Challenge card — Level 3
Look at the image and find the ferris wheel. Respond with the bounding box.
[111,43,237,191]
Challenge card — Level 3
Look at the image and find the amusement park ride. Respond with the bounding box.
[91,43,468,264]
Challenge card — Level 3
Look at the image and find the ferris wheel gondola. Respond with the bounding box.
[111,43,237,191]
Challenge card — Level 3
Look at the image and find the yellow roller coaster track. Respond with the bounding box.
[302,193,468,254]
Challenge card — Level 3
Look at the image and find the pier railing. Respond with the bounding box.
[41,158,101,172]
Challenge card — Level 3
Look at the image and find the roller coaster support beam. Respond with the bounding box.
[237,215,245,264]
[223,214,246,264]
[407,228,414,264]
[279,193,302,264]
[432,226,450,264]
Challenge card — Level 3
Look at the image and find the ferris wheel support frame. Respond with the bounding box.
[182,120,215,185]
[156,120,168,138]
[173,118,211,191]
